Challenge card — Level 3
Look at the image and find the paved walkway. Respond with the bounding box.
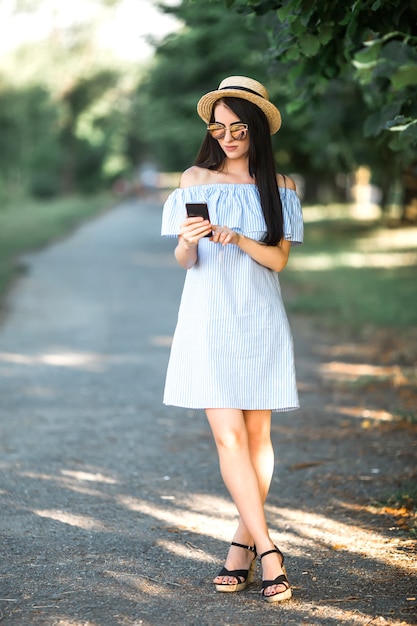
[0,198,415,625]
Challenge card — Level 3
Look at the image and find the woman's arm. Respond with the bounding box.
[174,236,198,270]
[174,168,213,269]
[211,227,291,272]
[212,176,296,271]
[238,235,290,272]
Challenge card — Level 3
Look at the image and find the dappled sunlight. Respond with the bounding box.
[266,505,416,572]
[182,493,239,519]
[338,500,417,537]
[326,404,397,422]
[302,204,380,222]
[320,361,410,386]
[34,509,107,531]
[4,460,414,623]
[116,494,240,541]
[355,226,417,252]
[158,539,218,564]
[290,217,417,271]
[20,468,118,499]
[0,350,144,372]
[15,464,415,568]
[290,249,417,271]
[60,469,118,484]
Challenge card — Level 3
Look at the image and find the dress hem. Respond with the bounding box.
[163,401,300,413]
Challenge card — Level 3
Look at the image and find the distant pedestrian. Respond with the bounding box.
[161,76,303,602]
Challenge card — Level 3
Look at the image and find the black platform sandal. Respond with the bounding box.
[259,545,292,603]
[214,542,257,593]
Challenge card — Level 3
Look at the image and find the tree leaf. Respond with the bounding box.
[353,42,381,66]
[391,65,417,90]
[318,24,334,45]
[299,34,320,57]
[284,45,301,61]
[387,118,417,132]
[277,0,302,22]
[285,98,306,114]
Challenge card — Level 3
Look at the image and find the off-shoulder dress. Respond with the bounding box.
[161,183,303,412]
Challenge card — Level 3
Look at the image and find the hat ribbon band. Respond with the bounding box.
[219,85,265,100]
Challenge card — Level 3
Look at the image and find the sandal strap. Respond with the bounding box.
[261,574,290,592]
[259,545,284,564]
[231,541,256,554]
[217,566,250,582]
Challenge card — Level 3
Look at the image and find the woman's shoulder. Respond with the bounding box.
[180,166,216,188]
[179,167,296,191]
[277,173,296,191]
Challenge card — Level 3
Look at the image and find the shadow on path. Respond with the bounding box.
[0,199,415,625]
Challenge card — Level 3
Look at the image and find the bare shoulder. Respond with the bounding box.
[277,173,296,191]
[180,166,214,188]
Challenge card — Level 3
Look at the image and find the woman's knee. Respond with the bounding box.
[206,409,248,452]
[213,427,247,452]
[247,425,272,456]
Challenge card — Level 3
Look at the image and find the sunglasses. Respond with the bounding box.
[207,122,248,141]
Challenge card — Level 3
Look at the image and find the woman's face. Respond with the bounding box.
[212,101,250,160]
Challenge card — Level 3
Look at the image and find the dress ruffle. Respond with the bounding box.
[161,183,303,245]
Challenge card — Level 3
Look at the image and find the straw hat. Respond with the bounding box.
[197,76,281,134]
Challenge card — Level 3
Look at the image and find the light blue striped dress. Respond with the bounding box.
[161,183,303,412]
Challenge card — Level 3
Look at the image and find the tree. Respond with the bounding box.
[227,1,417,149]
[225,0,417,207]
[127,1,272,171]
[60,69,127,193]
[0,85,63,199]
[0,0,136,197]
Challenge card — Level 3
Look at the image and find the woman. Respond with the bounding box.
[161,76,303,602]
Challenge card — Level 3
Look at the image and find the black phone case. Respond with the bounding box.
[185,203,212,237]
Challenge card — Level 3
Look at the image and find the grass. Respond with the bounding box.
[282,206,417,427]
[0,192,113,298]
[283,207,417,329]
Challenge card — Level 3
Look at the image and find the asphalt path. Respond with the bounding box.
[0,198,415,626]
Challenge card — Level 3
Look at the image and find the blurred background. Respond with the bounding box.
[0,0,416,334]
[1,0,416,206]
[0,0,416,522]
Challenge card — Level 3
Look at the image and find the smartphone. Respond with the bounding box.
[185,202,212,237]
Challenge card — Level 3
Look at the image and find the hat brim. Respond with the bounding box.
[197,88,281,134]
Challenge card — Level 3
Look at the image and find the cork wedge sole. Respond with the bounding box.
[260,545,292,603]
[214,541,257,593]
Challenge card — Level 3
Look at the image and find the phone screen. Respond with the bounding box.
[185,203,212,237]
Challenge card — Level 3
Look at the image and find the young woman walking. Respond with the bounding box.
[161,76,303,602]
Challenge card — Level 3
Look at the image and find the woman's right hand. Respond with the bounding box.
[180,217,212,246]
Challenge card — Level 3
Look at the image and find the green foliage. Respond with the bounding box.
[0,65,132,198]
[284,216,417,329]
[226,0,417,166]
[0,85,63,199]
[0,2,137,199]
[127,0,272,171]
[60,69,128,193]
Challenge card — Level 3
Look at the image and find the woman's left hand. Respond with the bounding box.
[211,226,241,246]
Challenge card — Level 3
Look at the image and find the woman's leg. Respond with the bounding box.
[222,409,274,545]
[244,409,275,502]
[207,408,286,595]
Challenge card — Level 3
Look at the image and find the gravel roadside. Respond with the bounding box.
[0,198,415,626]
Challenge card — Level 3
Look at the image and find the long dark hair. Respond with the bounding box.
[194,97,283,246]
